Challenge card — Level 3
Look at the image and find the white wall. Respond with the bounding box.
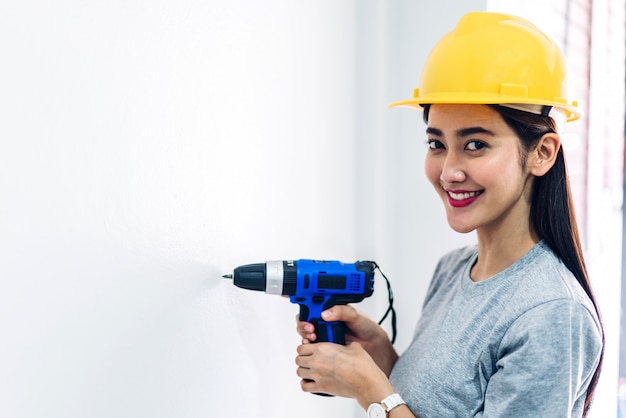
[0,1,483,418]
[585,0,625,414]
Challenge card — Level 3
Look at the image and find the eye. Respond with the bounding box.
[426,139,445,150]
[466,140,487,151]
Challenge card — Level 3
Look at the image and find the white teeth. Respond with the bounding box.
[448,191,480,200]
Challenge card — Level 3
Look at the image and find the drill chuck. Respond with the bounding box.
[227,261,297,295]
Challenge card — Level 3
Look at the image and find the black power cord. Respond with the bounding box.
[372,262,397,344]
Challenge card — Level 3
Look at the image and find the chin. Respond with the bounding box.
[447,221,476,234]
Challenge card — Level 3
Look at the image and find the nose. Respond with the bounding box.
[440,152,466,184]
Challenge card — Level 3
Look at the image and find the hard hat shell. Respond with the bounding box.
[390,12,582,122]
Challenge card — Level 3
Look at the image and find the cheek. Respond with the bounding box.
[491,154,523,177]
[481,158,526,194]
[424,156,441,187]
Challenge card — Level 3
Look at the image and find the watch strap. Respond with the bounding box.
[381,393,406,412]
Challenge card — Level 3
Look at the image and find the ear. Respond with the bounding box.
[529,133,560,177]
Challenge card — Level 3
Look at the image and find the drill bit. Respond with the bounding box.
[222,274,233,279]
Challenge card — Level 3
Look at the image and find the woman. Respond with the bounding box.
[295,12,604,417]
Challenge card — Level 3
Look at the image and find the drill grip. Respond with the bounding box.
[299,305,346,345]
[311,319,346,345]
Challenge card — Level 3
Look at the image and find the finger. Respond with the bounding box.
[294,351,314,380]
[296,343,316,356]
[296,366,313,380]
[300,378,317,393]
[321,304,359,323]
[296,315,315,332]
[295,316,317,341]
[295,364,313,380]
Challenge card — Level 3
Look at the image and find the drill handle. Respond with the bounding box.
[311,319,346,345]
[299,305,346,345]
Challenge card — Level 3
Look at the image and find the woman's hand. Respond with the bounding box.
[296,305,398,376]
[295,339,394,409]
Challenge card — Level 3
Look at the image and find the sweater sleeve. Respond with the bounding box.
[481,300,602,417]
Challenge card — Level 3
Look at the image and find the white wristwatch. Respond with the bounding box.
[367,393,406,417]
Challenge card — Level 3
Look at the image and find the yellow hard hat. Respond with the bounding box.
[390,12,582,122]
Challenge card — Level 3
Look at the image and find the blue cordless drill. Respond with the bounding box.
[223,259,376,345]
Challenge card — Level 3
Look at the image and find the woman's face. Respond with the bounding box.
[424,104,534,236]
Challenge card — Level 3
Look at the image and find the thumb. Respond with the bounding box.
[321,304,358,323]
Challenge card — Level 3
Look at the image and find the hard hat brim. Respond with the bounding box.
[388,97,582,122]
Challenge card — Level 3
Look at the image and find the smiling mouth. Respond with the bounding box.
[446,190,484,207]
[448,190,483,200]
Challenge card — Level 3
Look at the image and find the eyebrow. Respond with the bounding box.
[426,126,496,137]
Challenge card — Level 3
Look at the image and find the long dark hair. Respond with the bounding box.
[423,104,604,415]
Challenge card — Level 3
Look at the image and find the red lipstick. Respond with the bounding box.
[446,189,483,208]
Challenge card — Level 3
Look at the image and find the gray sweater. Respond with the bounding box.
[389,241,602,417]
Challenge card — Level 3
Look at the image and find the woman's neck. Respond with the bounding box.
[471,227,540,282]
